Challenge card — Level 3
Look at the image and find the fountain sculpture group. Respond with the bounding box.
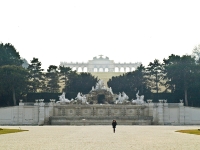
[56,79,145,105]
[49,80,151,125]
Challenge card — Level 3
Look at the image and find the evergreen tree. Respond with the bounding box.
[27,58,44,92]
[0,43,23,66]
[192,44,200,63]
[146,59,163,95]
[163,54,200,106]
[46,65,60,93]
[66,72,98,94]
[59,66,72,92]
[0,65,29,105]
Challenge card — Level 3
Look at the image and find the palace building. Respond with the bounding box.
[60,55,141,73]
[60,55,141,85]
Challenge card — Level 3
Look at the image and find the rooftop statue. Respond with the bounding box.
[98,55,103,59]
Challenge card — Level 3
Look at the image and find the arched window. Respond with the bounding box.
[115,67,119,72]
[99,68,103,72]
[83,67,88,72]
[94,68,98,72]
[104,68,109,72]
[77,67,83,72]
[125,67,130,72]
[130,67,136,71]
[120,67,125,72]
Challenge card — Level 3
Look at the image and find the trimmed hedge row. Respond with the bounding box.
[26,92,182,103]
[26,92,77,102]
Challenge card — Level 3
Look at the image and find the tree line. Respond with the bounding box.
[1,42,200,106]
[108,52,200,106]
[0,43,98,106]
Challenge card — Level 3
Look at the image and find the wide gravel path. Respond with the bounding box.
[0,125,200,150]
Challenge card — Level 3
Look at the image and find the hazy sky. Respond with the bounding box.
[1,0,200,71]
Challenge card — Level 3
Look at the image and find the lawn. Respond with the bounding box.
[176,129,200,135]
[0,128,28,135]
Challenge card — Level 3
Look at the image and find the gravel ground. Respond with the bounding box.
[0,125,200,150]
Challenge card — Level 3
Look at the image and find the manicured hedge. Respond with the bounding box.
[26,92,77,102]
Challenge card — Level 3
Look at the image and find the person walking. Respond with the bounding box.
[112,120,117,133]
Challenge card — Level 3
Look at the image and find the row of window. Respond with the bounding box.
[71,67,136,72]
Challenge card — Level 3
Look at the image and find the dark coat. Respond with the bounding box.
[112,121,117,128]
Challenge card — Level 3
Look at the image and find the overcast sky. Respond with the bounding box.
[1,0,200,71]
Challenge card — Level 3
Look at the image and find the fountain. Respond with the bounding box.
[49,80,153,125]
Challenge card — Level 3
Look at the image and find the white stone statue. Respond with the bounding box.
[81,95,87,104]
[75,92,88,104]
[122,92,129,100]
[75,92,82,100]
[91,86,95,91]
[56,92,71,103]
[109,87,113,95]
[136,90,140,100]
[116,92,129,104]
[117,92,121,103]
[95,82,99,90]
[132,90,145,104]
[95,79,105,90]
[92,79,114,95]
